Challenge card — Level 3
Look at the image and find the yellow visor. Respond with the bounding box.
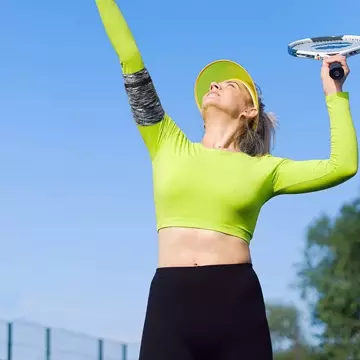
[194,59,259,129]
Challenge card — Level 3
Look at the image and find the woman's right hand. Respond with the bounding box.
[321,55,349,96]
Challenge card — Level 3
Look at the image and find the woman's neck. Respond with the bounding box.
[201,113,242,151]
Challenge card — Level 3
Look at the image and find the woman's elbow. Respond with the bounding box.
[326,157,358,187]
[339,160,358,181]
[347,161,358,178]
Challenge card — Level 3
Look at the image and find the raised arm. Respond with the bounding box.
[95,0,185,159]
[271,91,358,195]
[270,56,358,196]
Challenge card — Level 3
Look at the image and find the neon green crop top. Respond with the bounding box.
[96,0,358,243]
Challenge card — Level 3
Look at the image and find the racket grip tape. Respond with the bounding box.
[329,62,344,80]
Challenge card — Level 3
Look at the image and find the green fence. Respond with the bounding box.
[0,319,140,360]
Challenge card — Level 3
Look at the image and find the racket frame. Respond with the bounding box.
[288,35,360,60]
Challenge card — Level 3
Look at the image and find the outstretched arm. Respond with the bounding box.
[271,91,358,196]
[95,0,185,158]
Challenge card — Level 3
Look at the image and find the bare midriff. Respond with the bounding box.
[158,227,251,267]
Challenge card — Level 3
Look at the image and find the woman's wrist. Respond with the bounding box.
[324,85,343,96]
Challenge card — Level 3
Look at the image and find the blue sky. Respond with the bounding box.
[0,0,359,355]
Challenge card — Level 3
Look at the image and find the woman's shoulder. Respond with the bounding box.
[257,153,288,170]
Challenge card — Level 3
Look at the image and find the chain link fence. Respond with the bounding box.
[0,319,140,360]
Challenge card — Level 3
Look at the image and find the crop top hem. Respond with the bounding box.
[157,219,252,244]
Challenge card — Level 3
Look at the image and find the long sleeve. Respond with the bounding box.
[271,92,358,196]
[95,0,186,159]
[95,0,144,74]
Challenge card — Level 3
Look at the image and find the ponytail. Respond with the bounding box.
[237,87,277,156]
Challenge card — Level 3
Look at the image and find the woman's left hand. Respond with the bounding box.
[321,54,350,96]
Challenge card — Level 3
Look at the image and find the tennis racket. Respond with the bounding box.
[288,35,360,80]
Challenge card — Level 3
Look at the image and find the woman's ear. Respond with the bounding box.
[245,107,258,119]
[240,107,258,125]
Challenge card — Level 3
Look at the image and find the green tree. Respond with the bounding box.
[297,195,360,359]
[267,302,318,359]
[273,346,320,360]
[267,303,301,352]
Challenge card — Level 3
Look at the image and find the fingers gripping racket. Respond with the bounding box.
[288,35,360,80]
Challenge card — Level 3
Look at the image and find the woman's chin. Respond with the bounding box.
[202,98,220,110]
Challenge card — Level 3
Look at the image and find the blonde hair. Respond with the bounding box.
[236,86,277,156]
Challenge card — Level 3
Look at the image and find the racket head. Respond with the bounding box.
[288,35,360,60]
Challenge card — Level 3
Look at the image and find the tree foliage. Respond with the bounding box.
[267,303,301,352]
[266,302,319,359]
[297,195,360,358]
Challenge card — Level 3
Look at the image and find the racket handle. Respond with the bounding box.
[329,62,344,80]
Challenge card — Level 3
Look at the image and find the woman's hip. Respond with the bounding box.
[143,263,270,341]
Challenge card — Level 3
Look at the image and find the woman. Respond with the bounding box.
[95,0,358,359]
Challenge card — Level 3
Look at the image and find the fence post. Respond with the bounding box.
[45,327,51,360]
[98,339,103,360]
[122,344,127,360]
[7,322,12,360]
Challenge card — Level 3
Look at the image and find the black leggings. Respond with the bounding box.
[139,263,273,359]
